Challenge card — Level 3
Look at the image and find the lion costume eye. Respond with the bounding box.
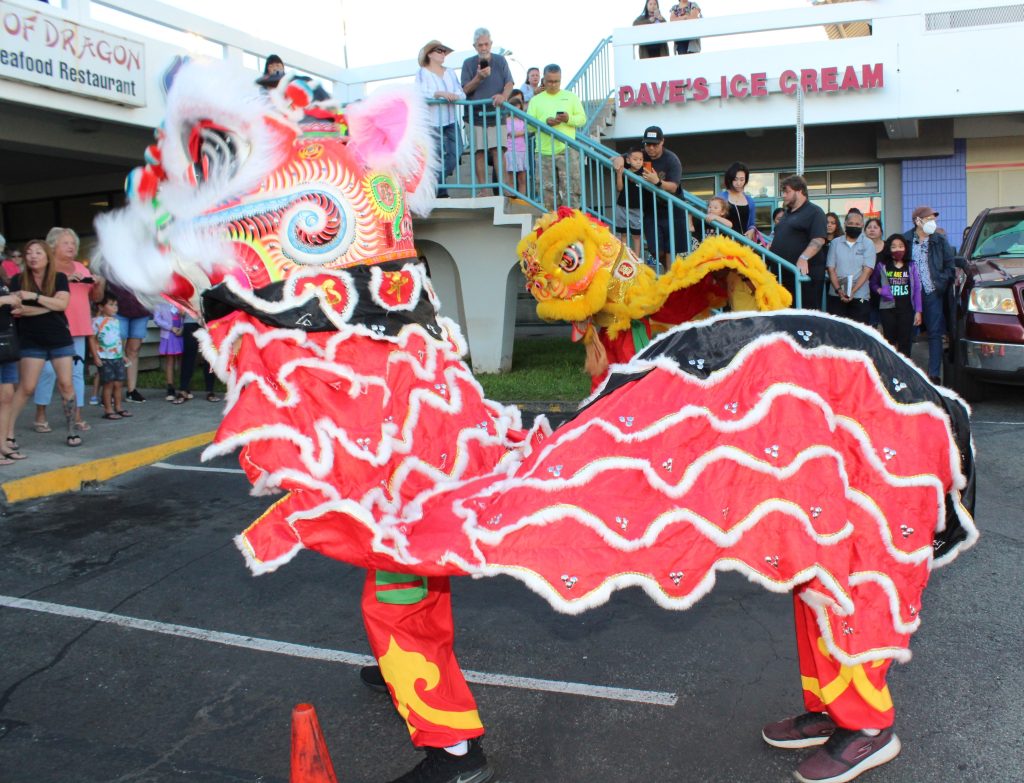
[560,242,585,273]
[184,120,249,185]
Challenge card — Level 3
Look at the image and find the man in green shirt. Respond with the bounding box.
[526,64,587,211]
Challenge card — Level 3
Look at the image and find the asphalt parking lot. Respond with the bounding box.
[1,391,1022,783]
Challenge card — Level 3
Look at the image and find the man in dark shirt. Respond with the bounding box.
[460,27,513,197]
[770,175,828,309]
[614,126,689,269]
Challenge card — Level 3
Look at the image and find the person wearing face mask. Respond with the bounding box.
[825,208,875,323]
[903,206,955,384]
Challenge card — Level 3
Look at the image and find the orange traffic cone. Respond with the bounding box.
[290,703,339,783]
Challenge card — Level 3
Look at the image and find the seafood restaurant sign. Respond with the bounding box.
[0,1,146,106]
[619,63,884,107]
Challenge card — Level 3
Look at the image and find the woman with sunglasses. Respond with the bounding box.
[416,40,465,197]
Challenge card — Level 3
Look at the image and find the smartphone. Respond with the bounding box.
[479,59,490,69]
[643,161,653,173]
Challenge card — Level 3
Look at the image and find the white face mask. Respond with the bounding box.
[920,219,937,235]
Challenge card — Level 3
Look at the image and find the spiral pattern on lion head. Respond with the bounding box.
[279,190,355,265]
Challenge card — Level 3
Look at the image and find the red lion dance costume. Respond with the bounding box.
[98,62,977,783]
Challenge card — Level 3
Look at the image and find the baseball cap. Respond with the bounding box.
[642,126,664,144]
[911,206,939,222]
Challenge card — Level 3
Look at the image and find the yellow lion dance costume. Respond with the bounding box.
[516,208,792,387]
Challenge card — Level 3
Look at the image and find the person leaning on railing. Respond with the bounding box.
[634,0,670,59]
[460,28,513,197]
[526,64,587,211]
[416,39,465,198]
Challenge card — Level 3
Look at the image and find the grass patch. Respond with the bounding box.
[474,337,589,402]
[132,337,589,403]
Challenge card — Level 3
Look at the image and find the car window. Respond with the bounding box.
[973,215,1024,258]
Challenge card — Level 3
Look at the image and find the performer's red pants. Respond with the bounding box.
[361,571,484,748]
[794,592,895,730]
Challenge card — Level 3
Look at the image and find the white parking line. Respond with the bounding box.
[0,594,678,707]
[152,462,245,474]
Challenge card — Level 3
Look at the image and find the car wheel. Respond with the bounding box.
[944,338,989,403]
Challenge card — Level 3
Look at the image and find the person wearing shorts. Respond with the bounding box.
[89,291,132,420]
[460,28,513,197]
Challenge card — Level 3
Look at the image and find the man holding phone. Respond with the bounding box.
[526,64,587,211]
[461,28,514,197]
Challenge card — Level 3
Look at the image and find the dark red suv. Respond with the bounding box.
[945,206,1024,400]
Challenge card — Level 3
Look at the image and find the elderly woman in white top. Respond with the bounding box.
[416,40,465,197]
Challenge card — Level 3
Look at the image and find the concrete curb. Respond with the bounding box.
[1,430,216,504]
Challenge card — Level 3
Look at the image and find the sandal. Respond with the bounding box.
[74,420,91,432]
[66,434,82,447]
[1,449,27,460]
[101,412,122,420]
[6,437,19,451]
[180,391,195,401]
[206,393,222,402]
[114,409,133,418]
[172,395,187,405]
[33,422,53,433]
[0,456,13,466]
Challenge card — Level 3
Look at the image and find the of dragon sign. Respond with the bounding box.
[97,61,977,776]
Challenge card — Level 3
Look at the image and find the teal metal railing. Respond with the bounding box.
[425,95,806,306]
[565,36,615,135]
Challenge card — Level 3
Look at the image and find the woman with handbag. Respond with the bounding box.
[0,267,23,462]
[718,161,761,243]
[8,239,82,448]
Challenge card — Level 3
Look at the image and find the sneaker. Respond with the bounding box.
[387,740,493,783]
[762,711,837,749]
[88,395,100,406]
[359,665,388,694]
[127,389,146,403]
[793,727,901,783]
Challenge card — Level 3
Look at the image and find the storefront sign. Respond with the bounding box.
[619,63,883,108]
[0,1,146,106]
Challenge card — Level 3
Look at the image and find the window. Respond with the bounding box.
[829,167,879,195]
[682,175,717,199]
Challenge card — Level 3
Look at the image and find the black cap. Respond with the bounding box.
[642,126,664,143]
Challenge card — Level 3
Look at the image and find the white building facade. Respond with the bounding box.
[611,0,1024,244]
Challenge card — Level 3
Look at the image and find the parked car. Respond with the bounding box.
[945,206,1024,400]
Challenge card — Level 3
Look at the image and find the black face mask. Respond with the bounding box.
[845,226,863,239]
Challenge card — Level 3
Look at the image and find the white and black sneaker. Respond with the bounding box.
[126,388,146,403]
[387,740,493,783]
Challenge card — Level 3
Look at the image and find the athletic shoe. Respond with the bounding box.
[793,727,901,783]
[762,711,837,749]
[386,740,493,783]
[127,389,146,403]
[359,665,389,694]
[88,395,100,406]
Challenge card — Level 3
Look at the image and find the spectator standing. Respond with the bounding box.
[416,40,465,198]
[520,67,540,103]
[33,227,103,434]
[175,312,220,404]
[871,234,922,357]
[526,64,586,211]
[256,54,284,88]
[766,207,785,244]
[504,90,528,193]
[634,0,669,59]
[2,245,22,280]
[88,291,132,420]
[153,303,184,401]
[770,175,828,309]
[824,211,842,244]
[825,208,875,323]
[669,2,702,55]
[864,216,885,325]
[0,269,22,462]
[107,281,151,403]
[460,28,513,197]
[612,126,689,268]
[903,206,956,383]
[615,147,646,257]
[718,161,758,240]
[9,239,81,447]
